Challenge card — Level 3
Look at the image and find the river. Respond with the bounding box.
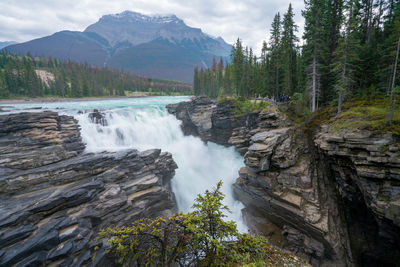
[0,96,247,231]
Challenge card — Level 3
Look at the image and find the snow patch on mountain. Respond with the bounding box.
[85,10,230,49]
[106,11,183,24]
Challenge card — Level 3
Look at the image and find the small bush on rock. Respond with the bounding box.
[231,97,268,116]
[98,181,307,266]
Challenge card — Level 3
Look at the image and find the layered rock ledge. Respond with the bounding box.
[0,111,177,266]
[167,97,263,153]
[167,98,400,267]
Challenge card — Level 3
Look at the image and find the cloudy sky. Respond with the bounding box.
[0,0,304,53]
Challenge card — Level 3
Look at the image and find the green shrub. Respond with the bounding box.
[98,182,307,267]
[231,97,268,116]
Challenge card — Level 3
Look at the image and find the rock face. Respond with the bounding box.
[167,98,400,267]
[313,127,400,266]
[0,111,178,266]
[166,97,262,153]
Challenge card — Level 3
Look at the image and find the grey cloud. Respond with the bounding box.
[0,0,304,55]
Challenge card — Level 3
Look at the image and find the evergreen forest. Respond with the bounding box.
[194,0,400,114]
[0,53,192,98]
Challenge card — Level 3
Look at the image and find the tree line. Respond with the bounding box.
[194,1,400,114]
[0,53,192,98]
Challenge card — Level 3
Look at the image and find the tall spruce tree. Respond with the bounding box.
[194,67,200,95]
[333,0,360,113]
[303,0,324,111]
[261,41,271,96]
[387,2,400,124]
[232,38,245,96]
[282,4,299,95]
[320,0,344,104]
[270,13,282,98]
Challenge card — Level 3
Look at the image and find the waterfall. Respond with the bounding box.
[75,103,247,232]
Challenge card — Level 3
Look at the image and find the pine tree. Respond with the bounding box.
[270,13,282,98]
[0,70,8,97]
[303,0,324,112]
[232,38,245,96]
[281,4,299,95]
[194,67,200,95]
[320,0,344,103]
[333,0,360,114]
[387,3,400,124]
[388,35,400,125]
[224,64,233,94]
[217,57,224,92]
[260,41,271,96]
[381,0,400,94]
[212,56,217,73]
[199,68,204,95]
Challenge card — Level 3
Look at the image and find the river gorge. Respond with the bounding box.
[0,96,246,266]
[0,96,399,266]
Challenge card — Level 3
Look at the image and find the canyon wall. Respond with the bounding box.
[167,97,400,266]
[0,111,177,266]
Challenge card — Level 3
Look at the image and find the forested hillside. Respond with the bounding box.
[0,53,192,98]
[195,1,400,115]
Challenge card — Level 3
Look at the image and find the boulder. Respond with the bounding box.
[88,109,107,126]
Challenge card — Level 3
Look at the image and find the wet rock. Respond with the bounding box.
[23,107,42,110]
[17,251,48,267]
[0,228,59,266]
[0,225,37,249]
[167,97,262,151]
[48,240,74,260]
[167,97,216,140]
[88,109,107,126]
[0,111,178,266]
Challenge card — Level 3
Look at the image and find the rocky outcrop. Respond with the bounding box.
[0,111,177,266]
[166,97,264,153]
[314,127,400,266]
[234,127,344,266]
[88,109,107,126]
[168,97,400,267]
[167,97,217,141]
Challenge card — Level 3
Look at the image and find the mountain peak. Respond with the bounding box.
[85,10,229,48]
[4,10,231,83]
[101,10,184,25]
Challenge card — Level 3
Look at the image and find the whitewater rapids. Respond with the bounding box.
[1,96,247,232]
[74,98,247,231]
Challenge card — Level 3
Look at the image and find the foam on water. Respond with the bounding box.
[2,96,247,231]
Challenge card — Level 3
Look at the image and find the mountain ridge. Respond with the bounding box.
[0,41,17,50]
[3,11,231,83]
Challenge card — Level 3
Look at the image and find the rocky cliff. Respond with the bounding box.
[0,111,178,266]
[167,97,262,154]
[167,98,400,267]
